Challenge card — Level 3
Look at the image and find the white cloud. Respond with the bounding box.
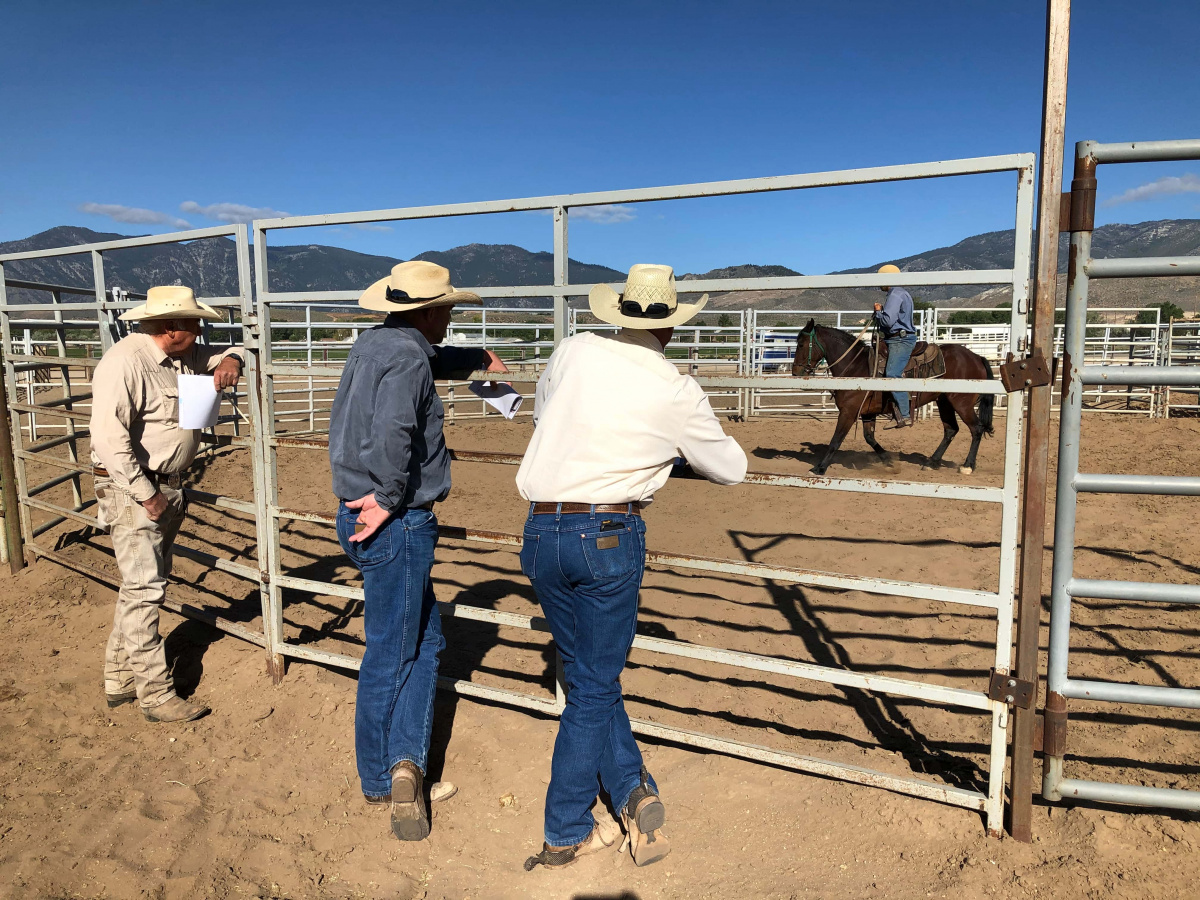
[350,222,393,232]
[1104,173,1200,207]
[572,204,637,224]
[79,202,192,229]
[180,201,292,223]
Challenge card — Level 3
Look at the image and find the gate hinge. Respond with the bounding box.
[988,669,1035,709]
[999,350,1053,393]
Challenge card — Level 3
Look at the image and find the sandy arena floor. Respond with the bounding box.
[1,411,1197,900]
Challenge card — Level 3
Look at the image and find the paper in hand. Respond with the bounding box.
[177,373,222,429]
[468,381,523,420]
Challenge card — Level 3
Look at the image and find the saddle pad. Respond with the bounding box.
[870,342,946,380]
[904,343,946,380]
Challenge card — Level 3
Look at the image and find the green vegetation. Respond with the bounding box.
[1134,302,1185,324]
[946,302,1012,326]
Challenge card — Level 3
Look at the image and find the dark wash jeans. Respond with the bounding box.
[336,503,445,798]
[520,505,658,847]
[884,333,918,417]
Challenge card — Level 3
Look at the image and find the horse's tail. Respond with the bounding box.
[978,358,996,436]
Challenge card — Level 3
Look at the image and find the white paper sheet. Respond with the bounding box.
[178,373,222,429]
[468,381,523,420]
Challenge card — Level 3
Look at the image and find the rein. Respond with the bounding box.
[800,320,872,375]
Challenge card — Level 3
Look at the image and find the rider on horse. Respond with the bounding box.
[873,263,916,428]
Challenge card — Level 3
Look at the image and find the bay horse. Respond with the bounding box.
[790,319,996,476]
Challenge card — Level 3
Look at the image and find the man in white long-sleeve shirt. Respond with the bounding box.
[517,264,746,871]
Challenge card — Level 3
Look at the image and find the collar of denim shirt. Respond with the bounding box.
[381,313,437,358]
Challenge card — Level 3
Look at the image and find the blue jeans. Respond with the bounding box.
[336,503,445,798]
[884,333,917,417]
[520,506,657,847]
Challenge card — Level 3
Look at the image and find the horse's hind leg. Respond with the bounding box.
[952,394,985,475]
[862,416,893,468]
[926,394,960,469]
[814,402,860,475]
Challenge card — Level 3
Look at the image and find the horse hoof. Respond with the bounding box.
[958,466,974,476]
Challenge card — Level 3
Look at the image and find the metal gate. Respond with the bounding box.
[0,226,274,652]
[250,152,1035,835]
[1042,139,1200,811]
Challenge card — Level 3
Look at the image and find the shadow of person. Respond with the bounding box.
[163,618,225,699]
[574,894,641,900]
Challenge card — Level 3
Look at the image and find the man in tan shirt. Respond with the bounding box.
[90,286,243,723]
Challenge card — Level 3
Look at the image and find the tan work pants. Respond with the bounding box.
[96,480,187,709]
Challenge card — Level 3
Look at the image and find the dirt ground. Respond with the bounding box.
[1,411,1198,900]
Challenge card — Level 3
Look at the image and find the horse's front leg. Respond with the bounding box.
[862,415,893,468]
[814,400,861,475]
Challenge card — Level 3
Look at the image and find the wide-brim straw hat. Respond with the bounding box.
[588,264,707,330]
[119,285,222,321]
[360,260,482,313]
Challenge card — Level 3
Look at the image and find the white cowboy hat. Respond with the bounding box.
[588,264,707,330]
[119,285,222,322]
[360,260,482,313]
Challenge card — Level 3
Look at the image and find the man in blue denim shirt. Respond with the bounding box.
[873,263,917,427]
[329,260,507,842]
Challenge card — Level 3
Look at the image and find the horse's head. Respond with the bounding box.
[791,318,823,376]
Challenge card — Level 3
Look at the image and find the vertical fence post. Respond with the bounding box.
[0,265,34,550]
[250,223,287,682]
[553,207,568,347]
[1010,0,1071,842]
[0,343,24,573]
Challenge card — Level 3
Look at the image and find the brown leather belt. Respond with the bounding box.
[530,502,644,517]
[93,466,183,489]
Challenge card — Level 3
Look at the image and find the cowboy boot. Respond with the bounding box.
[389,760,431,841]
[142,695,210,723]
[523,820,620,871]
[619,768,670,867]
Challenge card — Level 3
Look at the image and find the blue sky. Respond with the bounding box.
[2,1,1198,277]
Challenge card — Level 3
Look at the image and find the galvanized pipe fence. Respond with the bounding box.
[148,302,1181,433]
[38,151,1200,835]
[3,149,1198,830]
[243,152,1037,836]
[1042,138,1200,813]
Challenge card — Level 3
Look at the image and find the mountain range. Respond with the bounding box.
[2,220,1198,314]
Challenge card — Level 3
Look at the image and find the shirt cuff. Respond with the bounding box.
[127,473,160,503]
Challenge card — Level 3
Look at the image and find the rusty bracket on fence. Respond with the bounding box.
[987,669,1035,709]
[999,350,1053,393]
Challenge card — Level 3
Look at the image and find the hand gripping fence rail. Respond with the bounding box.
[1042,139,1200,812]
[2,152,1036,836]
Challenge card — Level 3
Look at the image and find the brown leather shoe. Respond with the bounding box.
[389,761,430,841]
[142,695,210,723]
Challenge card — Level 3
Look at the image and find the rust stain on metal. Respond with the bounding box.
[275,436,330,449]
[1042,691,1068,757]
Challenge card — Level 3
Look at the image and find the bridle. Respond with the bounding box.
[795,327,827,376]
[795,323,871,376]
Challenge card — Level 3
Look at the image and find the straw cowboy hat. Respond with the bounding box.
[119,285,222,322]
[588,264,707,330]
[360,260,482,313]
